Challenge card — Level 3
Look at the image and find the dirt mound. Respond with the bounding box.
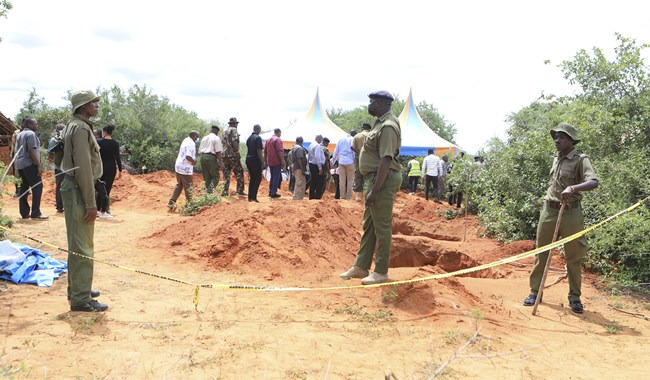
[144,184,508,287]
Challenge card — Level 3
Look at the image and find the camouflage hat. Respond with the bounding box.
[550,122,580,143]
[70,90,100,114]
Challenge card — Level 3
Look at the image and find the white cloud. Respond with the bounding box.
[1,0,649,152]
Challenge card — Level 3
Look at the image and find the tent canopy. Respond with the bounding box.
[261,89,347,151]
[398,88,461,157]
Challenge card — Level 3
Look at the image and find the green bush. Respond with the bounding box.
[179,187,223,216]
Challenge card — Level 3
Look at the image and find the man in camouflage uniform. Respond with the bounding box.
[340,91,402,285]
[523,122,598,314]
[221,117,246,196]
[62,90,107,312]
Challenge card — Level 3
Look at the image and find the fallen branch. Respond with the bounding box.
[429,327,481,379]
[611,307,650,321]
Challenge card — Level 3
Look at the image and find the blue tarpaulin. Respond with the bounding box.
[0,240,67,287]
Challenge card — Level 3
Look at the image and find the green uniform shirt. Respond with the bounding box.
[359,111,402,175]
[223,126,240,157]
[61,114,103,209]
[545,148,597,203]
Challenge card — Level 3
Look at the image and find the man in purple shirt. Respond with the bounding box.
[265,128,285,198]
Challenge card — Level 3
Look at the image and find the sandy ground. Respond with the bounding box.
[1,171,649,379]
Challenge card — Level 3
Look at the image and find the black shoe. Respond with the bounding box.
[70,299,108,312]
[569,300,584,314]
[523,293,541,306]
[270,194,281,198]
[91,290,100,298]
[56,209,64,213]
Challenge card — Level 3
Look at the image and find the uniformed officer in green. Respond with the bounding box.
[523,122,598,314]
[62,90,107,312]
[222,117,246,196]
[340,91,402,285]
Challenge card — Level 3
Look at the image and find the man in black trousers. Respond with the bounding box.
[245,124,265,202]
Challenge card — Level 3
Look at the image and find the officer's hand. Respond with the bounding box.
[560,186,574,202]
[365,190,378,207]
[83,207,98,223]
[319,169,323,175]
[37,165,43,176]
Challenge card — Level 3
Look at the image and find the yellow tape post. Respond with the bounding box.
[1,195,648,299]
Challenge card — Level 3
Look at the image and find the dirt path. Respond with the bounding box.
[1,172,648,379]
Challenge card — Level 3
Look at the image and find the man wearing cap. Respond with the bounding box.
[222,117,246,196]
[15,118,47,220]
[61,90,106,312]
[246,124,265,202]
[198,125,222,194]
[290,136,308,200]
[168,130,199,208]
[523,122,598,314]
[340,90,402,285]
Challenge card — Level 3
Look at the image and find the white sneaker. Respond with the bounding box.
[98,212,113,219]
[339,266,369,279]
[361,272,389,285]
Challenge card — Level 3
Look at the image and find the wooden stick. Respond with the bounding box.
[532,201,566,315]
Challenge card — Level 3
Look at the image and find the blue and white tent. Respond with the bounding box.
[398,88,461,156]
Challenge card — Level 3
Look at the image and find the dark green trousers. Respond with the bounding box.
[353,154,363,193]
[200,153,220,193]
[529,205,587,301]
[61,178,95,307]
[353,170,402,274]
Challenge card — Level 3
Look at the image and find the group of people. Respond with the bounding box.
[167,118,374,206]
[10,116,122,221]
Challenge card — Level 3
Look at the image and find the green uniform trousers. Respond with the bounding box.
[529,204,588,301]
[61,178,95,307]
[353,170,402,274]
[200,153,220,193]
[222,155,245,195]
[353,154,363,193]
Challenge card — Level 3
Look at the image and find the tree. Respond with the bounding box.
[0,0,12,42]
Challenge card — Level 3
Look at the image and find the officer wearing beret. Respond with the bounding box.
[340,91,402,285]
[61,90,107,312]
[523,122,598,314]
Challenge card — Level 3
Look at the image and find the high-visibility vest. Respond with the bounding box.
[408,159,421,177]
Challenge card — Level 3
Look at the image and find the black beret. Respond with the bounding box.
[368,90,394,101]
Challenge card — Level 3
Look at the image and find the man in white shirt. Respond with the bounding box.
[308,134,325,199]
[421,148,442,202]
[168,130,199,209]
[332,132,356,200]
[198,125,223,193]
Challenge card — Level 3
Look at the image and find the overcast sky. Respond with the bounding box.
[1,0,649,153]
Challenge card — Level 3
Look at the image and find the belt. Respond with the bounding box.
[201,152,217,157]
[545,200,581,209]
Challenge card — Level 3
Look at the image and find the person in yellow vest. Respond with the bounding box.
[406,157,421,195]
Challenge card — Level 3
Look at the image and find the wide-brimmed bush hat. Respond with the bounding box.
[71,90,100,114]
[550,122,580,143]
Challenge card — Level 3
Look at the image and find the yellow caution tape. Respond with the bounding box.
[1,195,648,307]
